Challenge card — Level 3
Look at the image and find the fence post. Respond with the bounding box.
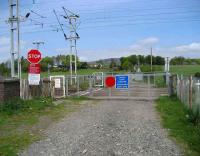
[180,75,183,101]
[168,75,174,96]
[66,76,68,97]
[77,75,80,97]
[148,75,150,97]
[89,76,93,97]
[189,75,193,109]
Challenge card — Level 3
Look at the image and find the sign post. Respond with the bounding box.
[27,49,42,86]
[105,76,115,97]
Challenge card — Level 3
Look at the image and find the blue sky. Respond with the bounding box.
[0,0,200,62]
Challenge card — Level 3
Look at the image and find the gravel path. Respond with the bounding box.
[21,100,181,156]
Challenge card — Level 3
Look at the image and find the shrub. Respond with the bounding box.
[194,72,200,78]
[186,105,200,126]
[0,98,28,115]
[79,82,89,91]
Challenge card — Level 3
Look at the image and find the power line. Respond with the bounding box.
[1,10,200,32]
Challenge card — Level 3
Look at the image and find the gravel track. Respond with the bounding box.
[21,99,181,156]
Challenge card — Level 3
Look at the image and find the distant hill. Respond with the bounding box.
[88,58,120,65]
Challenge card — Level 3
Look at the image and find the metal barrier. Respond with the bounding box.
[20,72,169,100]
[62,72,169,99]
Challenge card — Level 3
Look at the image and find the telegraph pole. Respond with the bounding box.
[166,57,170,72]
[33,41,44,50]
[150,46,153,72]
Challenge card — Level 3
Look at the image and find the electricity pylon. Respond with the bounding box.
[53,7,80,85]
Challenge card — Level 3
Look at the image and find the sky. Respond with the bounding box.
[0,0,200,62]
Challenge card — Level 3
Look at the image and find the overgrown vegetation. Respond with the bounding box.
[0,97,87,156]
[156,96,200,156]
[187,105,200,126]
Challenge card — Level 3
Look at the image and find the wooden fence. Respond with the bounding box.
[20,78,52,100]
[169,75,200,110]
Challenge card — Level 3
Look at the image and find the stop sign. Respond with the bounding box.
[105,76,116,87]
[27,49,42,64]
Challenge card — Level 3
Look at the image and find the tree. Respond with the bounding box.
[79,62,88,69]
[109,59,117,69]
[121,60,133,71]
[170,57,185,65]
[21,56,29,72]
[128,55,137,66]
[0,63,9,77]
[155,56,165,65]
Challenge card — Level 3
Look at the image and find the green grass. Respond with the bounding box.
[156,96,200,156]
[21,65,200,79]
[170,65,200,76]
[0,97,89,156]
[22,68,110,78]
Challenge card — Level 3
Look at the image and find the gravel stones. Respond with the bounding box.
[21,100,181,156]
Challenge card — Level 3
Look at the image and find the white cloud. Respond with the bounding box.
[129,37,159,50]
[172,42,200,53]
[77,38,200,61]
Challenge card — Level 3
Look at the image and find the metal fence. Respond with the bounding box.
[56,72,169,98]
[20,72,169,100]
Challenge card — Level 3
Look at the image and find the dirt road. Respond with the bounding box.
[21,100,181,156]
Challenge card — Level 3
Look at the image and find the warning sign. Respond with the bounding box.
[116,75,129,89]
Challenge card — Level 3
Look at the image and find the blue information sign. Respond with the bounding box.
[116,75,129,89]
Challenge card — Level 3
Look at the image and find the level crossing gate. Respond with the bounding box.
[49,72,169,99]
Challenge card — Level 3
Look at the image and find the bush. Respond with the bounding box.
[0,98,53,115]
[186,105,200,126]
[0,98,28,115]
[194,72,200,78]
[79,82,89,91]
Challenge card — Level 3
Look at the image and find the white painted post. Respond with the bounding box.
[89,76,93,97]
[148,75,150,97]
[109,88,111,97]
[77,75,80,97]
[66,76,68,97]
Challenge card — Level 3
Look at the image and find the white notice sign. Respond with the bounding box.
[55,79,61,88]
[28,74,40,85]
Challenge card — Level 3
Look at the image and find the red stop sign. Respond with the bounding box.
[27,49,42,64]
[105,76,116,87]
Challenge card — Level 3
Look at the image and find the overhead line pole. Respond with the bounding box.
[16,0,21,79]
[151,46,153,72]
[8,0,23,79]
[54,8,80,84]
[9,0,15,78]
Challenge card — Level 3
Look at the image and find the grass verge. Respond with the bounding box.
[0,97,88,156]
[156,96,200,156]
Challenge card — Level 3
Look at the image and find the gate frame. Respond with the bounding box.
[50,75,66,98]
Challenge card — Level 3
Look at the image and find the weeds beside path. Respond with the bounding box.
[0,97,88,156]
[156,96,200,156]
